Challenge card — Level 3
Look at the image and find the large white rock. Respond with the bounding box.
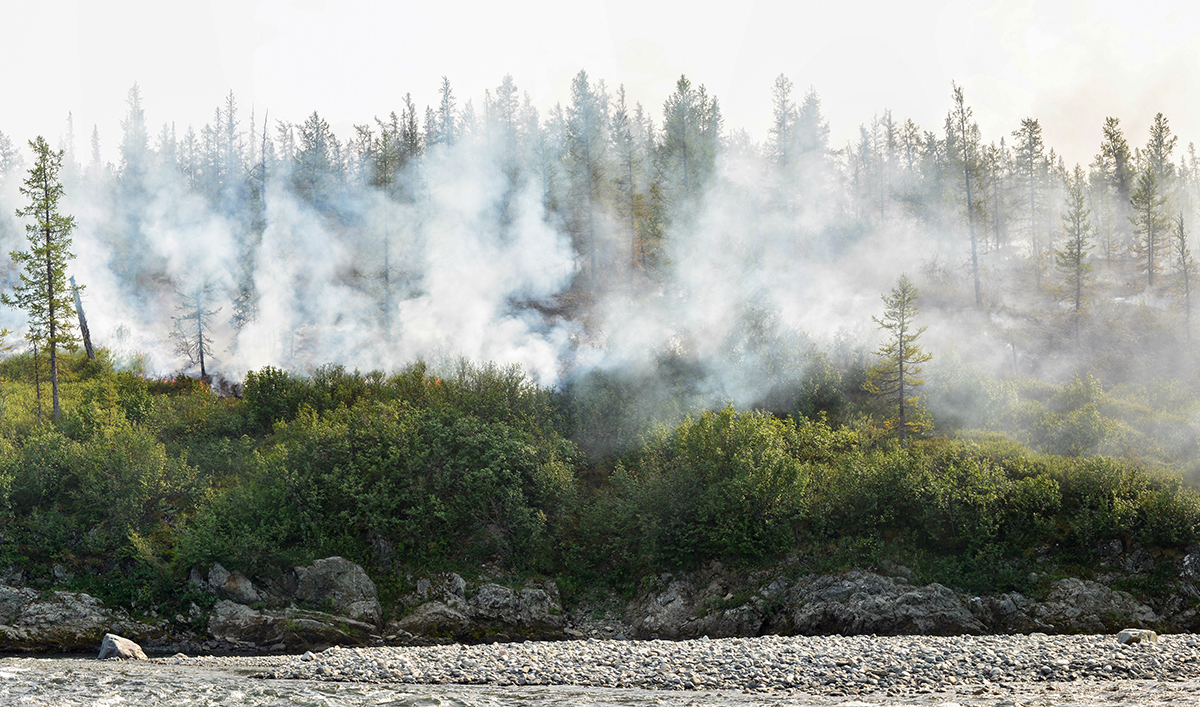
[1117,628,1159,645]
[98,633,147,660]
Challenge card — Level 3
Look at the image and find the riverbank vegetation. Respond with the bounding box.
[3,74,1200,619]
[0,351,1197,616]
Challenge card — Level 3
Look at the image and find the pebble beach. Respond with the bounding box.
[156,633,1200,703]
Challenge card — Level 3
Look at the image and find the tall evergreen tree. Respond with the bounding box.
[1056,165,1094,343]
[655,75,722,232]
[434,76,457,148]
[611,85,646,273]
[1130,166,1170,289]
[864,274,932,446]
[1172,214,1196,344]
[982,138,1011,253]
[401,93,423,164]
[293,111,337,209]
[564,70,609,278]
[0,129,19,182]
[767,74,796,170]
[948,83,983,306]
[119,83,150,188]
[3,137,78,422]
[1094,117,1133,253]
[1145,112,1178,188]
[1012,118,1046,279]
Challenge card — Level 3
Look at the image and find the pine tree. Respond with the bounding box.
[1056,165,1094,342]
[1172,214,1196,343]
[1012,118,1046,279]
[293,111,337,208]
[610,85,646,273]
[401,93,423,164]
[656,75,722,230]
[948,84,984,306]
[3,137,78,422]
[1094,117,1133,254]
[0,129,20,183]
[767,74,796,169]
[864,274,933,445]
[564,70,609,279]
[1130,166,1170,289]
[435,76,457,148]
[1145,112,1177,188]
[982,138,1011,253]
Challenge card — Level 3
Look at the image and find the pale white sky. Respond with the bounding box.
[1,0,1197,169]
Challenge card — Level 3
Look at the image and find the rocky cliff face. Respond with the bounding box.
[2,545,1198,652]
[390,573,565,642]
[624,567,1165,640]
[0,585,161,652]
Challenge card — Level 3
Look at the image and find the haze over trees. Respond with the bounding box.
[0,73,1197,456]
[4,72,1200,621]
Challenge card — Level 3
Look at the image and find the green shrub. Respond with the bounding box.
[597,406,813,568]
[180,398,578,573]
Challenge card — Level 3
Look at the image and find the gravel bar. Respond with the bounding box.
[228,633,1200,694]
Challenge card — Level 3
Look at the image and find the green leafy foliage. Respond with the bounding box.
[0,352,1198,609]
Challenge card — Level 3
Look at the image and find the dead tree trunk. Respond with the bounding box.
[70,276,94,360]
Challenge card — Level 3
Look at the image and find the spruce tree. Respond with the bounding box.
[1056,165,1094,343]
[1130,166,1170,289]
[1173,214,1196,344]
[3,137,78,422]
[864,274,933,446]
[948,84,983,306]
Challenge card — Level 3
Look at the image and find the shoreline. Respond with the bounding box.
[161,633,1200,695]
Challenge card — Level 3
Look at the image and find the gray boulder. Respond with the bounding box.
[1031,578,1157,633]
[768,571,985,636]
[207,599,376,651]
[469,583,565,634]
[968,592,1046,633]
[393,575,566,641]
[207,563,262,606]
[393,601,472,636]
[1117,628,1159,644]
[627,578,697,639]
[294,557,381,625]
[0,585,38,625]
[625,568,784,640]
[0,586,154,652]
[98,633,147,660]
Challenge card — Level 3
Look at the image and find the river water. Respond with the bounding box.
[2,656,1197,706]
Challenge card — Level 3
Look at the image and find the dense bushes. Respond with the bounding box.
[181,399,576,572]
[1,351,1199,607]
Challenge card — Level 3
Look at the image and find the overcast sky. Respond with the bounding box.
[1,0,1197,170]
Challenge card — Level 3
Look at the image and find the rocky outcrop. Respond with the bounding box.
[1031,578,1157,633]
[206,599,378,651]
[390,573,565,641]
[206,563,262,606]
[0,586,157,652]
[770,571,986,636]
[626,568,985,639]
[293,557,381,625]
[394,601,472,636]
[98,633,147,660]
[623,567,1170,640]
[0,549,1188,654]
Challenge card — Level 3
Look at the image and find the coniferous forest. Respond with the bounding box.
[1,73,1200,614]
